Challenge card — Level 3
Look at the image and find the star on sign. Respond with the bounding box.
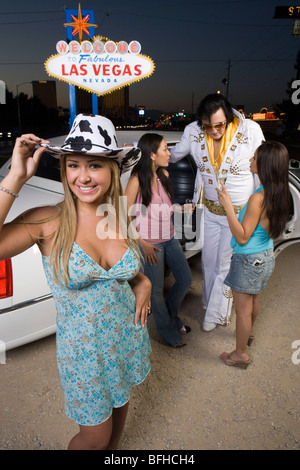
[64,3,98,43]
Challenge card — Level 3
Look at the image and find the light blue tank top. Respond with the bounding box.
[231,186,273,254]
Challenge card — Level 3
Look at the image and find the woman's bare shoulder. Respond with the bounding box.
[249,189,264,203]
[125,175,140,193]
[127,174,139,185]
[16,203,62,223]
[247,191,264,215]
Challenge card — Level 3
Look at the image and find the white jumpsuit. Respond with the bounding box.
[170,109,264,326]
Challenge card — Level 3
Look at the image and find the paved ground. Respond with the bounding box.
[0,244,299,451]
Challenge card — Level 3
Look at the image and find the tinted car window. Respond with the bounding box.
[168,154,197,245]
[168,155,196,204]
[35,152,61,182]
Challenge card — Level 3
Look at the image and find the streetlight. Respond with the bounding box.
[0,80,5,104]
[16,81,32,132]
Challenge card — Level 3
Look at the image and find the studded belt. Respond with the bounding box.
[204,197,244,216]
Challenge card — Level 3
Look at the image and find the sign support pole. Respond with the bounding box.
[65,7,97,128]
[68,85,77,129]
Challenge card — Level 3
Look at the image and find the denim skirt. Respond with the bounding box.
[224,248,275,294]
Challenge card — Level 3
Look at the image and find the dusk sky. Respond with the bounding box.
[0,0,299,114]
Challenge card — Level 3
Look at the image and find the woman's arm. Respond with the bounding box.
[125,176,160,265]
[0,134,48,229]
[129,272,152,327]
[0,134,49,259]
[216,183,263,245]
[125,175,140,209]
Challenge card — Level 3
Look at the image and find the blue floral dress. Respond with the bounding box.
[42,242,151,426]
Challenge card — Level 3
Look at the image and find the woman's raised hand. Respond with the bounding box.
[10,134,49,183]
[216,181,233,210]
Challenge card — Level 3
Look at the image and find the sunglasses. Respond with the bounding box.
[202,121,227,132]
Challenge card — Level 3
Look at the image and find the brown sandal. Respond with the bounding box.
[221,352,251,369]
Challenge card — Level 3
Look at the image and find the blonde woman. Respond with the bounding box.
[0,114,151,449]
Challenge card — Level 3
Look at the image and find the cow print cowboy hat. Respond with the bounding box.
[41,113,141,174]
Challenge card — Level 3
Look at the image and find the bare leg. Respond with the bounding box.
[107,402,129,450]
[68,402,129,450]
[229,290,253,362]
[68,419,112,450]
[250,294,259,337]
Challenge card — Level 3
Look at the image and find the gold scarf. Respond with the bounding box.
[205,116,239,173]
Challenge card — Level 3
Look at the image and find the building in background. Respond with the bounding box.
[32,81,57,109]
[76,87,129,123]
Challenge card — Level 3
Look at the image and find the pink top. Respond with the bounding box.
[135,179,174,244]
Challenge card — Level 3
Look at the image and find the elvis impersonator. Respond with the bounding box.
[170,93,264,331]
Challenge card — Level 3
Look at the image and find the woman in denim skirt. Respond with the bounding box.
[216,141,290,368]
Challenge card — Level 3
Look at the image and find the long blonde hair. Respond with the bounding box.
[51,155,140,285]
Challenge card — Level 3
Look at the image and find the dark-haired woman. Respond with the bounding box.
[125,133,192,348]
[217,141,290,368]
[170,93,265,331]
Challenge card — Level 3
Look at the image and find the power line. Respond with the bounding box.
[114,11,285,28]
[0,63,43,65]
[156,59,295,63]
[0,9,287,28]
[0,58,295,66]
[0,10,63,15]
[0,1,275,16]
[0,18,62,25]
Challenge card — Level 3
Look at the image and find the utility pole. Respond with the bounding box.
[16,82,32,132]
[191,92,194,115]
[0,80,5,104]
[226,58,231,99]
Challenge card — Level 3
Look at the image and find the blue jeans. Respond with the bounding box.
[141,237,192,347]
